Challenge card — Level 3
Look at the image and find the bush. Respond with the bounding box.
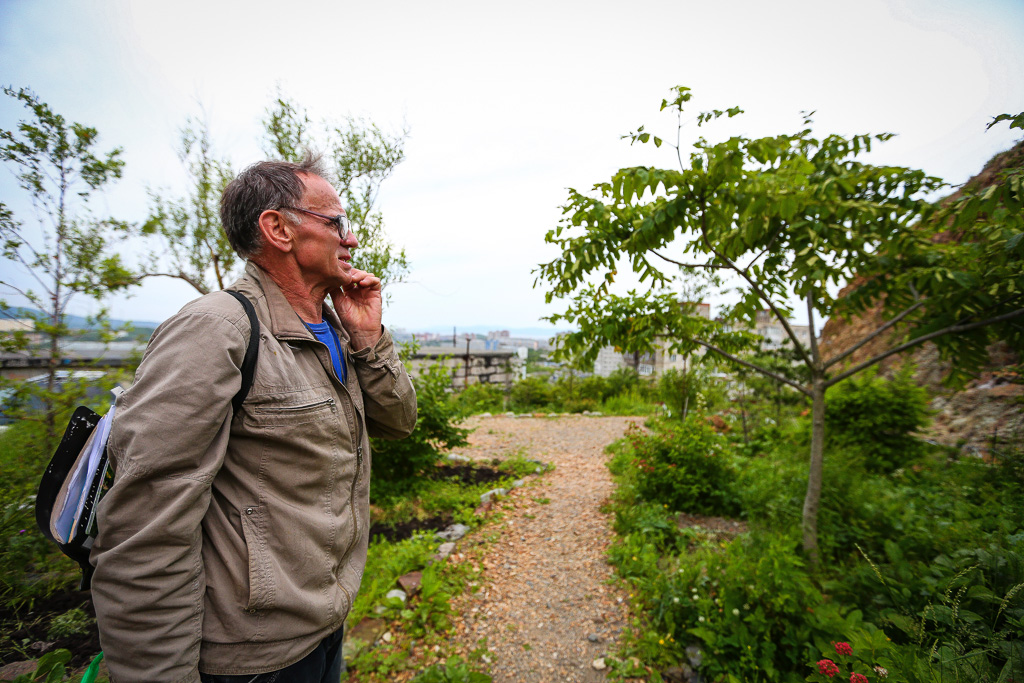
[370,362,469,493]
[451,382,505,416]
[509,376,552,412]
[607,366,641,394]
[630,415,740,517]
[601,388,659,416]
[609,529,853,682]
[826,368,931,473]
[657,366,722,419]
[577,375,609,402]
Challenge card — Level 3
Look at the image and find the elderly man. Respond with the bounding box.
[91,157,417,682]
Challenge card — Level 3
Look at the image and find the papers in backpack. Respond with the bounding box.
[53,405,115,544]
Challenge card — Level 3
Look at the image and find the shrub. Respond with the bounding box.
[630,415,740,517]
[606,367,642,398]
[826,368,931,473]
[657,366,720,419]
[370,362,469,493]
[576,375,609,402]
[451,382,505,416]
[509,376,552,412]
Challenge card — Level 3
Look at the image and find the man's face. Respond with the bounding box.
[290,173,359,290]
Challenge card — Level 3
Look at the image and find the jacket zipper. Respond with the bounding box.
[283,332,365,582]
[336,380,363,571]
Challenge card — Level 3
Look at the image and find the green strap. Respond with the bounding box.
[81,651,104,683]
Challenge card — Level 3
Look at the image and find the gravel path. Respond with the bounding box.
[445,415,641,682]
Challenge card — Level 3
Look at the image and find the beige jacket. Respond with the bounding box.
[91,262,417,682]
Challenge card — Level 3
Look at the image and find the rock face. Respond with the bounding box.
[818,142,1024,456]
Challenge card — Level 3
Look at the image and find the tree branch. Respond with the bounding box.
[651,249,730,270]
[823,298,925,370]
[824,308,1024,387]
[133,271,211,295]
[692,337,812,396]
[697,211,814,368]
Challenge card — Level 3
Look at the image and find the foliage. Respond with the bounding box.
[0,86,137,450]
[410,655,491,683]
[141,115,237,294]
[656,364,727,420]
[628,416,740,517]
[603,382,1024,682]
[825,368,931,473]
[534,85,1024,563]
[840,544,1024,683]
[370,361,469,491]
[805,636,896,683]
[451,382,506,416]
[47,606,94,639]
[8,648,73,683]
[509,376,553,412]
[0,421,79,607]
[601,387,660,416]
[262,90,411,298]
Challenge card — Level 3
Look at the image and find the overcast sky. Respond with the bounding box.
[1,0,1022,334]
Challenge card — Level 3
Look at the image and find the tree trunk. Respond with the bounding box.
[802,377,826,569]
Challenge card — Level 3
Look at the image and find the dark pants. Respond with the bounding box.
[199,627,344,683]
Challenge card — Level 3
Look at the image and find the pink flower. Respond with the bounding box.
[834,641,853,656]
[817,659,839,677]
[850,673,868,683]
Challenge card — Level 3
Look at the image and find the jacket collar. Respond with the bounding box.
[238,261,349,343]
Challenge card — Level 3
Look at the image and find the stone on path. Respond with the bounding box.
[397,570,422,596]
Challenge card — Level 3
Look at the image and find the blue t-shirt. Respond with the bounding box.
[306,321,347,385]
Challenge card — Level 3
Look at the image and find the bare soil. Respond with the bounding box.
[396,415,641,683]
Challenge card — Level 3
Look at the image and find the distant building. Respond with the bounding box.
[593,302,710,378]
[751,310,812,352]
[0,318,42,344]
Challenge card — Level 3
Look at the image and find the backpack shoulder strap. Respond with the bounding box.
[224,290,260,413]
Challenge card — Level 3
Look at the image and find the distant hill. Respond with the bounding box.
[0,306,161,331]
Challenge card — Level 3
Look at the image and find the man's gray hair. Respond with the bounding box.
[220,154,329,259]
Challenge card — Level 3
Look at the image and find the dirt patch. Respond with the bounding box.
[368,513,456,543]
[428,463,508,486]
[675,512,748,540]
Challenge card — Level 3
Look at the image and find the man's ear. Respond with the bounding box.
[258,209,295,254]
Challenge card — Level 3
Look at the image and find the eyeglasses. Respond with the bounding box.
[281,206,352,241]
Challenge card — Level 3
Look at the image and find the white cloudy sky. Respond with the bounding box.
[1,0,1022,333]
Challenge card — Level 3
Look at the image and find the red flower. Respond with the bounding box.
[850,674,868,683]
[817,659,839,677]
[834,641,853,656]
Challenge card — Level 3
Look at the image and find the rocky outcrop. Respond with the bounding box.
[819,142,1024,455]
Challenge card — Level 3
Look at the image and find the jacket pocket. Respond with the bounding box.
[248,395,336,428]
[240,505,276,611]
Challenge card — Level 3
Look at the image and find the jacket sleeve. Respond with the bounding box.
[90,305,250,683]
[350,327,417,439]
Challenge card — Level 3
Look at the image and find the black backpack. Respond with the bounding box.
[35,290,260,589]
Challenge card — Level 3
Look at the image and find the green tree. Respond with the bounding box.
[141,115,237,294]
[0,86,136,449]
[262,91,411,299]
[535,87,1024,565]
